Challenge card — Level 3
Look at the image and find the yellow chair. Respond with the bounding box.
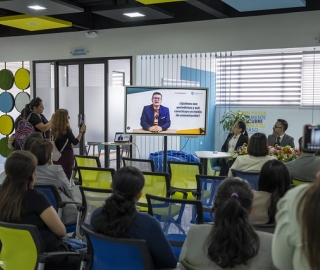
[167,161,202,200]
[292,178,311,185]
[78,167,115,189]
[0,221,80,270]
[73,155,101,181]
[137,172,170,211]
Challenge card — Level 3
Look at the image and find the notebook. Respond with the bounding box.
[114,132,130,143]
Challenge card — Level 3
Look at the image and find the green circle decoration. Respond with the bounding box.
[15,68,30,90]
[0,115,14,135]
[0,137,12,157]
[0,69,14,90]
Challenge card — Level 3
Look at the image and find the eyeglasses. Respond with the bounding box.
[152,97,162,100]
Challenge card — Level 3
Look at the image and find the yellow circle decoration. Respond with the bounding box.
[14,68,30,90]
[0,115,14,135]
[0,137,12,158]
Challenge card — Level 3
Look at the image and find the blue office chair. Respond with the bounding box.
[34,184,81,234]
[231,169,260,190]
[196,174,225,222]
[81,226,154,270]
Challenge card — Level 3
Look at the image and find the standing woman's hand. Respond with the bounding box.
[77,124,86,141]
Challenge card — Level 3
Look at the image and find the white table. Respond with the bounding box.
[195,151,231,175]
[102,142,133,170]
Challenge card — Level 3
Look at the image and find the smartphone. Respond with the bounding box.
[79,120,86,134]
[302,124,320,152]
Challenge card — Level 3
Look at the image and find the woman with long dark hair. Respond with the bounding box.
[24,97,53,138]
[51,109,86,180]
[219,120,249,176]
[92,166,177,269]
[250,159,291,224]
[228,132,277,176]
[0,151,66,252]
[180,177,274,269]
[272,172,320,270]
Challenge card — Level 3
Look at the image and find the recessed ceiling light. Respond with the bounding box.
[28,5,46,10]
[123,12,145,18]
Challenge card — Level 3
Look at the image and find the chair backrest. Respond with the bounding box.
[82,226,154,270]
[146,194,204,236]
[79,186,113,228]
[196,174,225,211]
[0,221,45,270]
[252,223,276,234]
[167,161,202,192]
[74,155,101,168]
[78,167,115,188]
[137,172,170,211]
[292,178,311,185]
[231,169,260,190]
[34,184,61,211]
[122,157,155,172]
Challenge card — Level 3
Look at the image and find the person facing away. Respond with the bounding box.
[267,119,295,148]
[24,97,54,139]
[140,92,171,132]
[91,166,177,269]
[250,159,291,224]
[179,177,275,270]
[228,132,277,177]
[272,171,320,270]
[219,120,249,176]
[51,109,86,180]
[286,136,320,182]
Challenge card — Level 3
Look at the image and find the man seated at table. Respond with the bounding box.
[140,92,170,133]
[268,119,295,148]
[286,137,320,181]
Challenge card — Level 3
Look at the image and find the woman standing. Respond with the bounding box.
[92,166,177,269]
[228,132,277,176]
[180,177,275,269]
[51,109,86,180]
[24,97,53,138]
[219,120,249,176]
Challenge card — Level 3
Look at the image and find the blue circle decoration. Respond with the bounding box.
[0,92,14,113]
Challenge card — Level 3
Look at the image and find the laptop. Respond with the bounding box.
[114,132,130,143]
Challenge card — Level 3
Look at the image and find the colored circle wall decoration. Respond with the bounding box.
[0,92,14,113]
[0,115,14,135]
[15,92,30,112]
[0,69,14,90]
[0,137,12,157]
[15,68,30,90]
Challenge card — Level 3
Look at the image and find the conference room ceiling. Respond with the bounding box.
[0,0,319,38]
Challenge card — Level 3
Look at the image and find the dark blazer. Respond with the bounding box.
[140,105,171,131]
[221,133,248,152]
[268,134,295,148]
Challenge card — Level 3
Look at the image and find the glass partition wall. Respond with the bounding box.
[34,57,132,167]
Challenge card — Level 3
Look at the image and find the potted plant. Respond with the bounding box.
[220,110,251,132]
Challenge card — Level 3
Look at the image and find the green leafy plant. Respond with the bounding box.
[220,110,251,132]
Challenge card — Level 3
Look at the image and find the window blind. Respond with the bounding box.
[216,52,302,106]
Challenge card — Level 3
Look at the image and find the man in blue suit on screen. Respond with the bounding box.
[140,92,171,132]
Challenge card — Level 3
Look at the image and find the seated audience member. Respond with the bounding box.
[92,166,177,269]
[29,139,78,225]
[0,132,42,185]
[272,171,320,269]
[0,151,66,252]
[250,160,291,224]
[228,133,277,176]
[179,177,275,269]
[219,120,249,176]
[268,119,295,148]
[286,137,320,182]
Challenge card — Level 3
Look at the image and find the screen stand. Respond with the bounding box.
[163,136,168,173]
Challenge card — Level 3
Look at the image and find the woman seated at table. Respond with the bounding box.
[179,177,275,269]
[250,160,291,224]
[219,120,249,176]
[0,151,66,252]
[29,138,78,225]
[92,166,177,269]
[228,132,277,176]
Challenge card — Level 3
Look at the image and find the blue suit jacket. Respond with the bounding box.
[140,105,171,131]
